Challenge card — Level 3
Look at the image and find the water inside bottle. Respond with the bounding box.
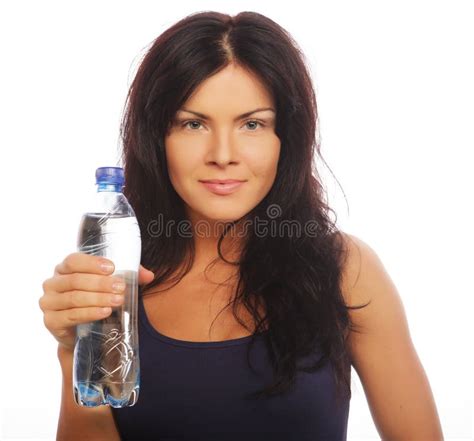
[73,269,140,408]
[77,212,140,264]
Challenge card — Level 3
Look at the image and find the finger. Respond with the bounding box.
[40,287,125,312]
[54,252,115,277]
[138,264,155,285]
[44,306,113,333]
[46,272,126,295]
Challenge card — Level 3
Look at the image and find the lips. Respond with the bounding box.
[199,179,245,184]
[199,179,246,195]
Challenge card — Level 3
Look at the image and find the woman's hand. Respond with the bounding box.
[39,252,155,352]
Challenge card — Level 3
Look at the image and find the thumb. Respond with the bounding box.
[138,264,155,285]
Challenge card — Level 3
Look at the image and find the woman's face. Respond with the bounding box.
[165,63,281,225]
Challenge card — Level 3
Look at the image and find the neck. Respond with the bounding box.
[187,214,247,273]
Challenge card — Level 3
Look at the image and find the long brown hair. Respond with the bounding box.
[119,10,369,406]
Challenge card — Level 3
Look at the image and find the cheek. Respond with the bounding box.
[245,142,280,181]
[165,143,200,184]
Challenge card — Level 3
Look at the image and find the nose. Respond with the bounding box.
[205,129,239,167]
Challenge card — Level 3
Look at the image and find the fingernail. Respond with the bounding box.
[100,261,114,273]
[112,281,126,292]
[111,294,124,304]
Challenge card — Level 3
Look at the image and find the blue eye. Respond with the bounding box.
[244,120,264,131]
[180,119,265,131]
[182,120,203,130]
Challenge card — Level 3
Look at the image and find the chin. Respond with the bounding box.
[190,206,250,224]
[201,210,245,223]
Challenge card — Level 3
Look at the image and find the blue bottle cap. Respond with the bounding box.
[95,167,124,186]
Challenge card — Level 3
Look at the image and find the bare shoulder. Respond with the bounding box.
[338,231,386,315]
[337,231,444,439]
[338,230,411,349]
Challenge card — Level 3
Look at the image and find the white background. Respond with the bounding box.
[0,1,472,439]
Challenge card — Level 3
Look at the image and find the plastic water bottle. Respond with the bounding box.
[73,166,141,408]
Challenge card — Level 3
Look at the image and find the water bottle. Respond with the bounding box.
[73,166,141,408]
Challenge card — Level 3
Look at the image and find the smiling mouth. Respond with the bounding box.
[199,179,245,184]
[199,180,246,195]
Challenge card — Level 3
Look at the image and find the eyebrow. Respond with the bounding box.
[177,107,276,121]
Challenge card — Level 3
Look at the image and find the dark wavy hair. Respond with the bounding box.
[119,10,369,406]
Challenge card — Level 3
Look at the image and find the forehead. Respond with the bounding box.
[176,107,276,121]
[176,64,275,116]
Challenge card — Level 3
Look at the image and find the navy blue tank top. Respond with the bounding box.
[111,292,350,440]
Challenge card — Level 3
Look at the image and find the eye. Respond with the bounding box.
[179,119,266,131]
[244,120,265,131]
[181,120,204,130]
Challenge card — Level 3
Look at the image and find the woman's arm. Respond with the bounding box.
[56,345,122,441]
[341,233,444,440]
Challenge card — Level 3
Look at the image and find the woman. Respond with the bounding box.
[39,10,444,440]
